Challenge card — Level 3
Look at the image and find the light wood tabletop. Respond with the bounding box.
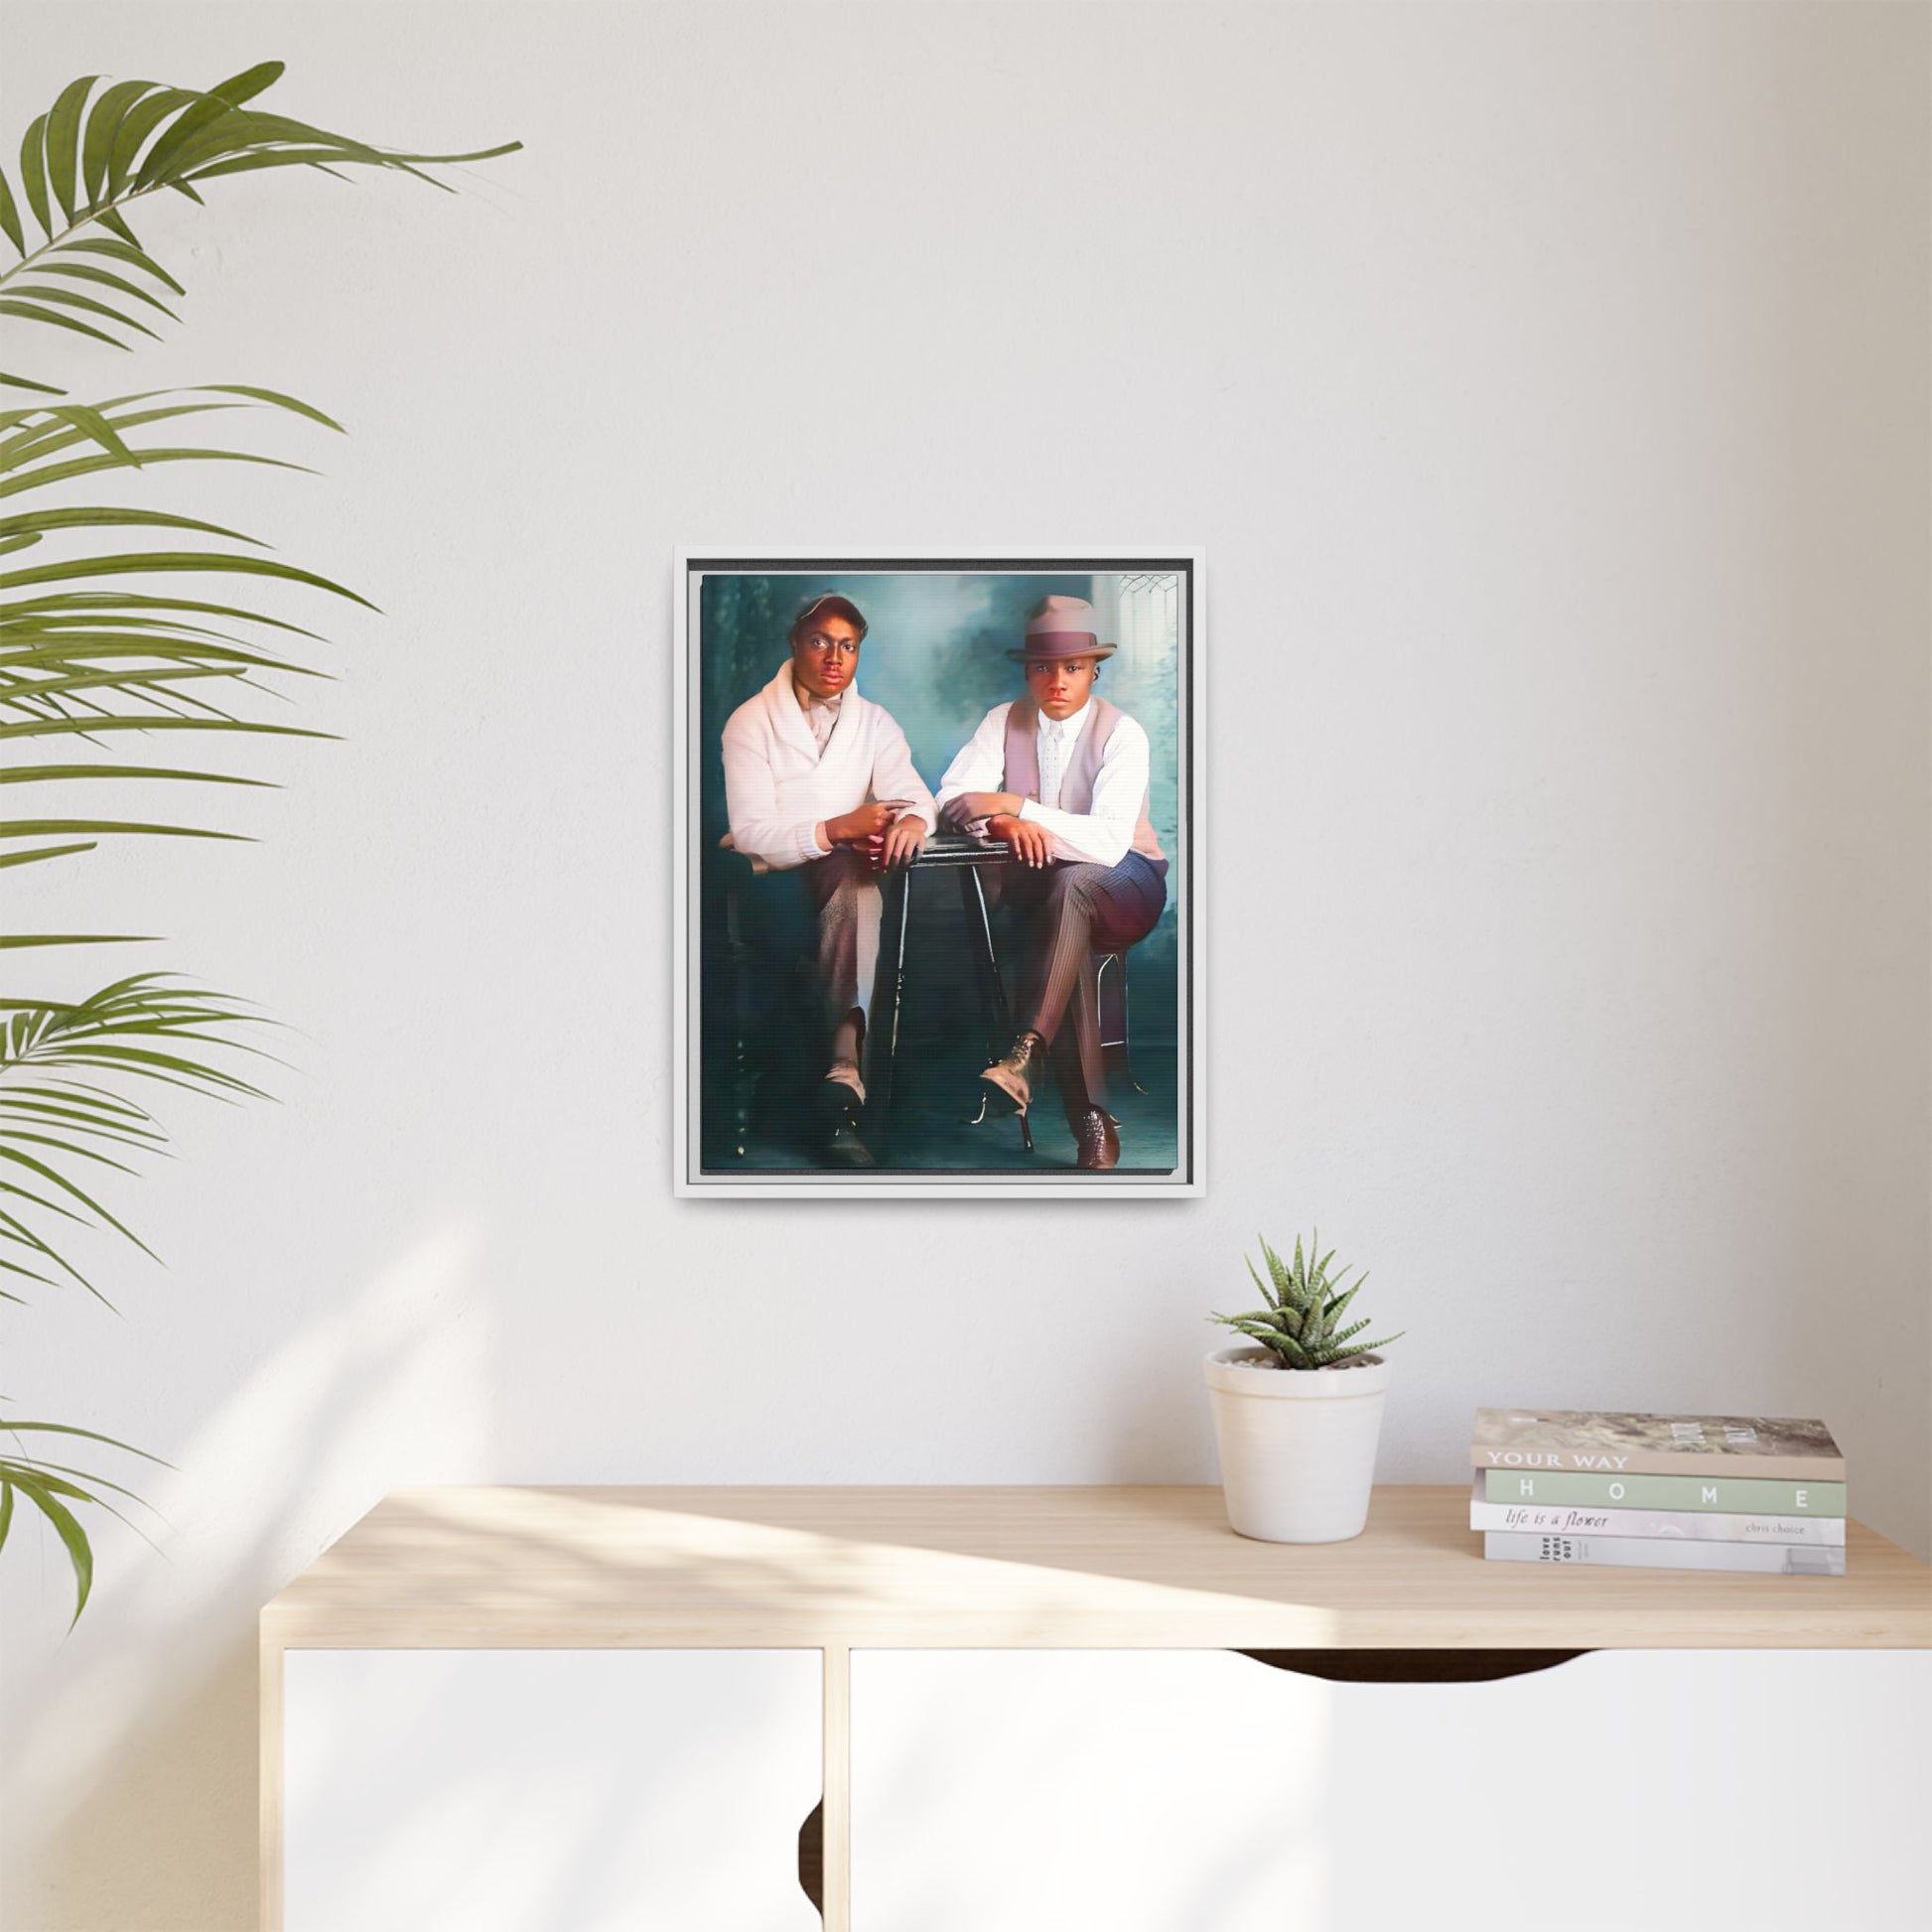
[261,1483,1932,1651]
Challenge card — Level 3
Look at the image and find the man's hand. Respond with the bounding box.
[941,790,1021,830]
[876,815,926,870]
[826,802,894,845]
[989,813,1051,868]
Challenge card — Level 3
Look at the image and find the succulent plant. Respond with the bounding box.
[1210,1232,1404,1370]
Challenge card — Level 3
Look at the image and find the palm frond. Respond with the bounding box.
[0,975,270,1303]
[1,63,516,1624]
[0,1416,171,1623]
[0,385,347,939]
[1,63,518,391]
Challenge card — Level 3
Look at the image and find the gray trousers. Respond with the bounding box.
[803,845,882,1027]
[743,845,881,1039]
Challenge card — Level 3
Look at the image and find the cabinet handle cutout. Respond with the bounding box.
[797,1796,824,1917]
[1236,1648,1589,1684]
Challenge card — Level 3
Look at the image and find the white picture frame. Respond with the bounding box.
[674,554,1205,1198]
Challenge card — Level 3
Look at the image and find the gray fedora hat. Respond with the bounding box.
[1006,594,1118,663]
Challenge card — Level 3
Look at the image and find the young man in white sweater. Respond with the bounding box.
[935,595,1168,1172]
[721,593,937,1161]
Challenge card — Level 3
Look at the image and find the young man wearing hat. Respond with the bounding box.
[935,594,1168,1171]
[722,593,936,1161]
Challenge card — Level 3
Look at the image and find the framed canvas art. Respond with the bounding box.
[674,556,1204,1197]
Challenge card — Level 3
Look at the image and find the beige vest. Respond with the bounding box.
[1002,697,1166,866]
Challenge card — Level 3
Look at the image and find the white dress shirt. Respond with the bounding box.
[722,662,936,871]
[934,698,1151,869]
[1036,704,1077,809]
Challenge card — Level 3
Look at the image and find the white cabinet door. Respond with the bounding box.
[285,1648,822,1932]
[851,1648,1931,1932]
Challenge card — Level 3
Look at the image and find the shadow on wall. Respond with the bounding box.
[3,1223,490,1932]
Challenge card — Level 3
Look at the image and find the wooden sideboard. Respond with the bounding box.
[260,1484,1932,1930]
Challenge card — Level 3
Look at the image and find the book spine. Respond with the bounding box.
[1469,1498,1845,1545]
[1469,1448,1845,1481]
[1482,1469,1847,1515]
[1483,1532,1845,1577]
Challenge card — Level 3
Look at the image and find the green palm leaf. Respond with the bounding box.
[0,932,155,949]
[0,167,24,255]
[0,715,327,743]
[1,1419,170,1622]
[0,762,277,789]
[18,116,53,239]
[0,548,376,606]
[43,76,100,226]
[0,390,344,933]
[34,261,180,320]
[0,298,125,351]
[0,842,98,870]
[60,238,185,295]
[5,280,160,343]
[0,975,268,1293]
[0,64,518,389]
[0,443,315,498]
[79,81,157,207]
[0,817,250,844]
[1,388,338,493]
[4,1474,93,1621]
[0,504,263,544]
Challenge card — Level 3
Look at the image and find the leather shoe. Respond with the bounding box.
[823,1120,876,1169]
[979,1031,1045,1117]
[1072,1106,1120,1172]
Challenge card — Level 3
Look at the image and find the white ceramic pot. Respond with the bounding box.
[1203,1346,1392,1543]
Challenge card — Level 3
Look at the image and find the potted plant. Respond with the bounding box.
[1204,1234,1404,1544]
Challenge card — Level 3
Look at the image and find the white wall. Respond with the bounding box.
[4,3,1926,1926]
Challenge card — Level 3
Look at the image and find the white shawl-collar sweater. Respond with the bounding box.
[722,660,938,871]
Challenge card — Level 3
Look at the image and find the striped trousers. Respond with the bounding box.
[996,851,1167,1118]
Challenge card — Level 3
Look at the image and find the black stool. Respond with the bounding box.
[870,839,1144,1158]
[869,834,1033,1155]
[1094,947,1146,1093]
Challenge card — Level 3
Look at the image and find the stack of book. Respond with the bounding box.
[1469,1408,1846,1576]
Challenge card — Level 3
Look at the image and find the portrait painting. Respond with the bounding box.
[674,557,1203,1196]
